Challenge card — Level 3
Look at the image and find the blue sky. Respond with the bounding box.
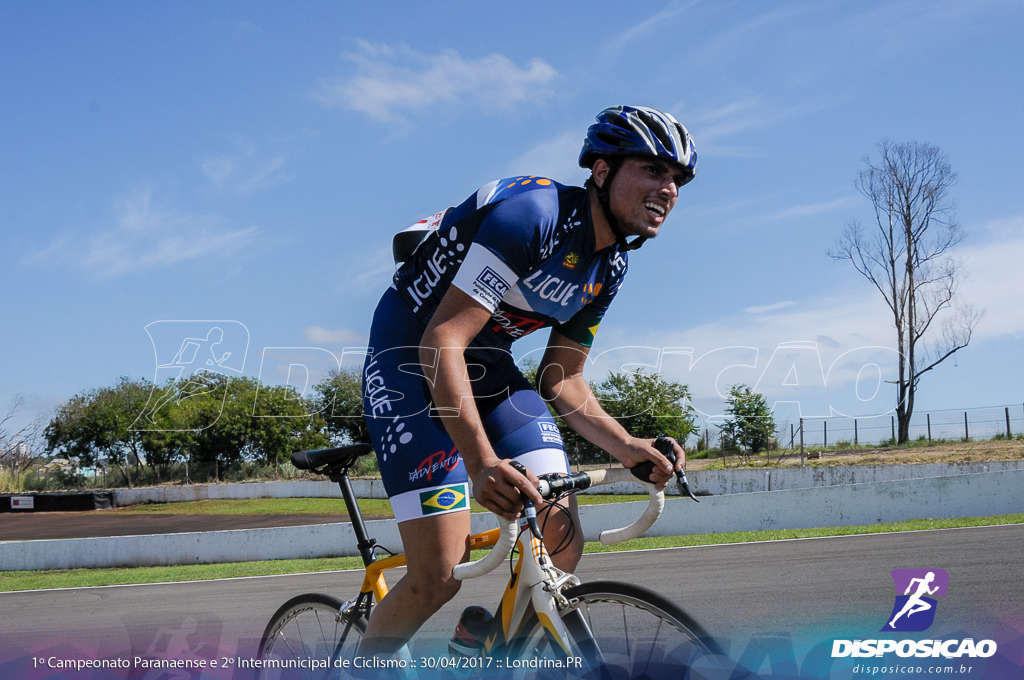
[3,1,1023,441]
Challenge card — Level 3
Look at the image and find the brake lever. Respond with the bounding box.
[675,467,700,503]
[509,460,544,538]
[652,436,699,502]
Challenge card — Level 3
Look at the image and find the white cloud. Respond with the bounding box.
[766,197,856,221]
[690,94,846,158]
[313,41,560,122]
[591,289,897,419]
[201,156,235,185]
[504,129,590,185]
[685,189,854,236]
[588,213,1024,419]
[744,301,796,315]
[604,1,697,52]
[957,215,1024,339]
[201,136,296,194]
[32,186,258,278]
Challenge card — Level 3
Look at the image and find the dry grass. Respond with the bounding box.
[686,438,1024,470]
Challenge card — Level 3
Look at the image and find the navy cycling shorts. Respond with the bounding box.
[362,287,569,523]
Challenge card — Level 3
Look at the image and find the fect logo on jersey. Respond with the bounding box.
[538,421,563,445]
[474,267,511,306]
[420,486,469,515]
[882,568,949,632]
[562,252,579,270]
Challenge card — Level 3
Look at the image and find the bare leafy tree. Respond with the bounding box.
[1,397,43,489]
[830,140,981,443]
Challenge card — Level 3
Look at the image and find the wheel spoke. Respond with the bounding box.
[516,582,723,679]
[257,594,367,680]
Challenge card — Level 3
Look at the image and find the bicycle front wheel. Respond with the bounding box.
[256,593,367,680]
[515,581,726,680]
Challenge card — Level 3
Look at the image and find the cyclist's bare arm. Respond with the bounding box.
[538,331,682,486]
[419,286,542,517]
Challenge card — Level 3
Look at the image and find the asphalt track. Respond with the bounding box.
[0,511,362,541]
[2,524,1022,678]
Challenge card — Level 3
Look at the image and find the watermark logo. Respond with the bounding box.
[832,567,997,662]
[132,321,250,431]
[882,568,949,632]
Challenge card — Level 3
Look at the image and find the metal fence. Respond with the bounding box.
[691,404,1024,451]
[778,404,1024,449]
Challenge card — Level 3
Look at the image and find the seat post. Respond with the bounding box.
[335,470,378,567]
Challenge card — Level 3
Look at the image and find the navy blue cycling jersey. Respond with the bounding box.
[365,176,626,521]
[392,176,629,349]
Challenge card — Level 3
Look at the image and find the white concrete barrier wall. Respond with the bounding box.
[580,468,1024,542]
[3,469,1021,571]
[109,461,1024,506]
[0,511,498,572]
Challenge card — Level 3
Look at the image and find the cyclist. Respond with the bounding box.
[359,105,697,657]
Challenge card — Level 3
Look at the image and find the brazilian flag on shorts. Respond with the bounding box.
[420,486,469,515]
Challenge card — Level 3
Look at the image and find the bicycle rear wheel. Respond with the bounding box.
[514,581,726,680]
[257,593,367,680]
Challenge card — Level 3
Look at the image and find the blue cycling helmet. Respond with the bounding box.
[579,105,697,185]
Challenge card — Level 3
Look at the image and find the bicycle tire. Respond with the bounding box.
[512,581,726,680]
[256,592,367,680]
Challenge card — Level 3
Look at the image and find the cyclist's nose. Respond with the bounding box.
[660,179,678,205]
[660,173,678,199]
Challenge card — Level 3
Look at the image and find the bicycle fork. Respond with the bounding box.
[481,511,592,661]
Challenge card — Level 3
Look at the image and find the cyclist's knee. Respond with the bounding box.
[405,563,463,608]
[541,500,584,571]
[552,534,584,572]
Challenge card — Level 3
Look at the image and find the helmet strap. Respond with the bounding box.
[592,157,647,251]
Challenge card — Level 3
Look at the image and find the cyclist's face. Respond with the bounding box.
[604,157,683,239]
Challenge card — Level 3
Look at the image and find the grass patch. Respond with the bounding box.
[0,557,367,592]
[121,497,388,516]
[3,513,1020,593]
[113,494,649,517]
[584,513,1024,553]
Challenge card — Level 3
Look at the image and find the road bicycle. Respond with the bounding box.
[256,439,724,679]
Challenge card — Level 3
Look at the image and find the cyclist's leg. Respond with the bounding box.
[511,447,583,571]
[359,510,471,658]
[482,380,583,572]
[361,293,476,658]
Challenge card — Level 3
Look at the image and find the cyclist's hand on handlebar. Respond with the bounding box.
[471,458,543,521]
[621,437,685,489]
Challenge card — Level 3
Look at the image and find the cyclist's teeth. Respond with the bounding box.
[645,202,665,216]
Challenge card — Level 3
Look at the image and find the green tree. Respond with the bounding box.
[251,380,330,465]
[595,369,696,444]
[520,359,602,466]
[45,375,328,486]
[45,377,154,486]
[521,363,695,466]
[719,384,776,461]
[176,375,328,474]
[312,368,371,445]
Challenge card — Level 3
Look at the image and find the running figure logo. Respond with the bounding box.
[882,568,949,632]
[132,320,249,431]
